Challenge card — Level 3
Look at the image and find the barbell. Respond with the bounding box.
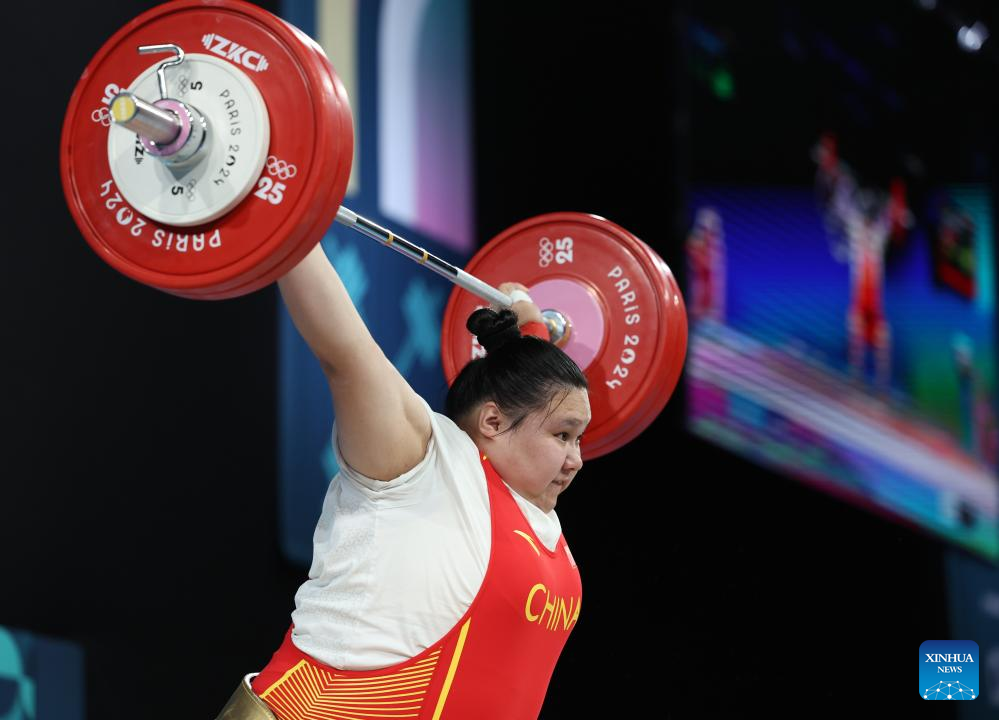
[59,0,687,459]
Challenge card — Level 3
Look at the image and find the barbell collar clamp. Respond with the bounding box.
[542,309,572,348]
[110,91,180,146]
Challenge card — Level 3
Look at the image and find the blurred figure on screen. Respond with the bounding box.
[952,333,999,467]
[814,133,909,392]
[686,206,726,322]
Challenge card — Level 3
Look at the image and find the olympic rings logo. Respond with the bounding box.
[91,106,112,127]
[538,237,554,267]
[266,156,297,180]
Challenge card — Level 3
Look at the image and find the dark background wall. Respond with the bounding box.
[3,1,966,718]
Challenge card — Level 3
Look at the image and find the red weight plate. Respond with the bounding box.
[567,231,687,459]
[60,0,352,299]
[584,236,687,457]
[583,235,687,458]
[441,213,688,460]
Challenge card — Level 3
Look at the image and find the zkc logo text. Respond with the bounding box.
[919,640,979,700]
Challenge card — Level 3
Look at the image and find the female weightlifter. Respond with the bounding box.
[216,242,590,720]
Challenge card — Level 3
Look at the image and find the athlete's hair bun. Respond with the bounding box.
[467,308,521,354]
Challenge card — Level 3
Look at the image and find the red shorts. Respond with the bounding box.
[250,626,448,720]
[251,626,308,696]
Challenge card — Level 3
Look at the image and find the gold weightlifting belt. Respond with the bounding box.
[216,674,277,720]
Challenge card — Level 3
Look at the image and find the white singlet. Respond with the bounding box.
[290,398,563,670]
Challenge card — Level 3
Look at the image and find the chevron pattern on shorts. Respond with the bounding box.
[260,650,441,720]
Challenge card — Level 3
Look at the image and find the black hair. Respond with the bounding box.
[445,308,588,433]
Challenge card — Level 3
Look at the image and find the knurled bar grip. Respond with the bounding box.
[334,207,513,308]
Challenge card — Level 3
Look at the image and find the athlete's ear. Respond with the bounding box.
[476,401,506,439]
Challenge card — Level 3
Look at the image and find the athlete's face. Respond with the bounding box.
[481,388,590,513]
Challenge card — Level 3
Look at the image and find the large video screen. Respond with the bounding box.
[683,3,999,560]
